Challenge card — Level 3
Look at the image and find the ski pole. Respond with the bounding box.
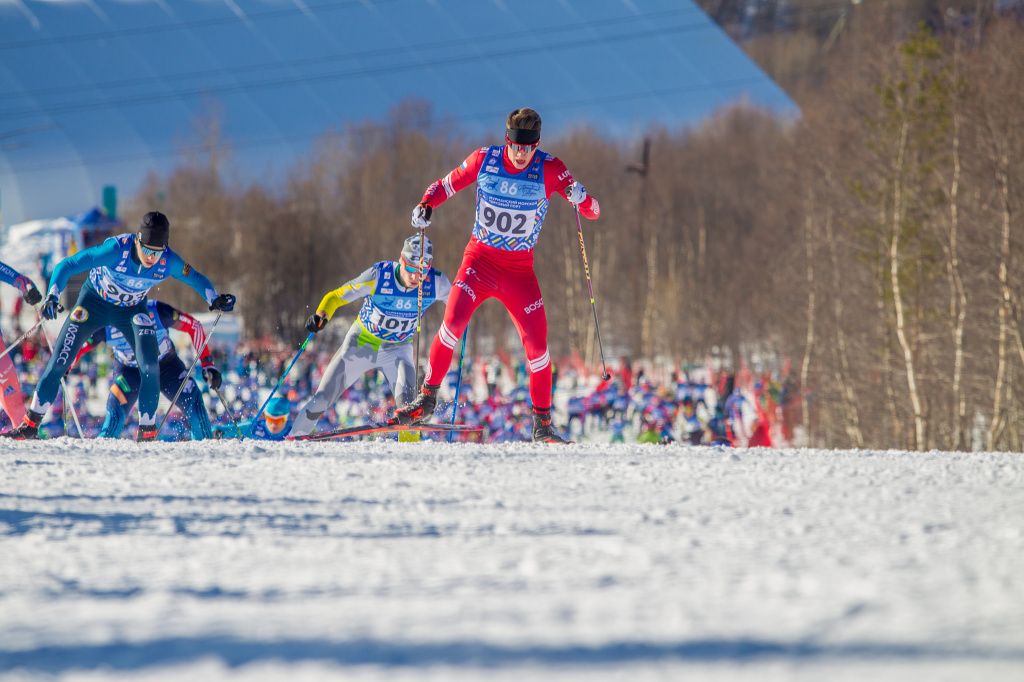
[156,312,222,437]
[35,305,84,439]
[574,205,612,381]
[413,223,426,386]
[0,319,45,363]
[248,332,313,437]
[448,329,468,443]
[211,383,244,439]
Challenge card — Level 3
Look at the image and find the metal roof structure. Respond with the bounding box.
[0,0,797,225]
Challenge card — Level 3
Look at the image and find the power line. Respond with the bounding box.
[0,7,704,103]
[2,76,767,174]
[0,21,718,120]
[0,0,410,51]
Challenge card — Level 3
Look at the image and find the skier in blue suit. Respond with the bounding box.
[2,212,235,442]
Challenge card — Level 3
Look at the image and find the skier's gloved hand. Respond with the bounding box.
[212,429,224,440]
[210,293,235,312]
[411,202,432,229]
[22,285,42,306]
[565,182,587,205]
[305,314,327,334]
[40,295,63,320]
[202,367,222,390]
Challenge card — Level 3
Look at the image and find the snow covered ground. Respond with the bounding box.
[1,439,1022,681]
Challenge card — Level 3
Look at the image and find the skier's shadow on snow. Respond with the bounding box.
[2,638,1023,673]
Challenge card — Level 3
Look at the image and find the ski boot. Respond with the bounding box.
[137,425,158,442]
[390,383,439,426]
[1,410,44,440]
[533,408,573,444]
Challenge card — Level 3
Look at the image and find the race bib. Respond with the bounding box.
[476,197,534,238]
[97,275,147,306]
[368,309,417,336]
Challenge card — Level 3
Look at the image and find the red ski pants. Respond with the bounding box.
[424,240,552,410]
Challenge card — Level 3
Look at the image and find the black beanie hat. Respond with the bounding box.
[138,211,170,248]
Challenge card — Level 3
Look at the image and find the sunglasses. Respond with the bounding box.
[265,413,288,425]
[139,243,166,257]
[399,257,428,275]
[506,138,539,154]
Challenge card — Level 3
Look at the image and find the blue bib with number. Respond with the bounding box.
[357,262,436,343]
[87,234,173,307]
[106,300,174,366]
[472,145,550,251]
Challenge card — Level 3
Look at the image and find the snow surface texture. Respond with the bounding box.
[1,439,1022,681]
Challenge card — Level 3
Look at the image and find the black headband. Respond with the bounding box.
[506,128,540,145]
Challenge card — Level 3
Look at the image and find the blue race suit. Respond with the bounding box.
[31,234,219,427]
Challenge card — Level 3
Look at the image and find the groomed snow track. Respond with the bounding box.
[1,439,1022,681]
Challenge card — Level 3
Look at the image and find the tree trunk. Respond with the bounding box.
[877,228,903,447]
[800,192,816,445]
[890,120,926,451]
[641,230,658,361]
[988,149,1012,450]
[825,209,863,447]
[946,87,969,451]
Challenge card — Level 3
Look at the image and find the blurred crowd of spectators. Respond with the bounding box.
[1,321,801,446]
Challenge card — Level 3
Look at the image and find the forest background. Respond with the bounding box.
[133,0,1024,452]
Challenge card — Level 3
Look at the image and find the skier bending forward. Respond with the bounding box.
[2,211,235,442]
[392,107,600,443]
[290,234,451,438]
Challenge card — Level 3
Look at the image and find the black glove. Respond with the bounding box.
[411,202,432,228]
[202,367,223,390]
[23,286,42,306]
[40,294,63,320]
[212,430,224,440]
[305,314,327,334]
[210,293,235,312]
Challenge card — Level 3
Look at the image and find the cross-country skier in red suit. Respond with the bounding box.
[391,108,600,443]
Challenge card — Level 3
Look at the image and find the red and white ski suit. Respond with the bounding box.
[421,145,600,410]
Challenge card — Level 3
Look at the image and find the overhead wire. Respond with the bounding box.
[0,20,721,120]
[0,6,704,103]
[4,76,766,174]
[0,0,410,51]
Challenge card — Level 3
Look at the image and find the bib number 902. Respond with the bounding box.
[105,283,143,305]
[481,206,527,234]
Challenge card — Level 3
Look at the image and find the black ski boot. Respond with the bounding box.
[533,408,573,444]
[1,410,44,440]
[390,383,439,425]
[137,425,158,442]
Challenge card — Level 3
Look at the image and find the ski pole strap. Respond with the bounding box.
[156,311,223,436]
[248,332,313,437]
[0,319,45,363]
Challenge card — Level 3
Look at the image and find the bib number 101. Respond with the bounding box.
[372,312,415,332]
[481,206,527,234]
